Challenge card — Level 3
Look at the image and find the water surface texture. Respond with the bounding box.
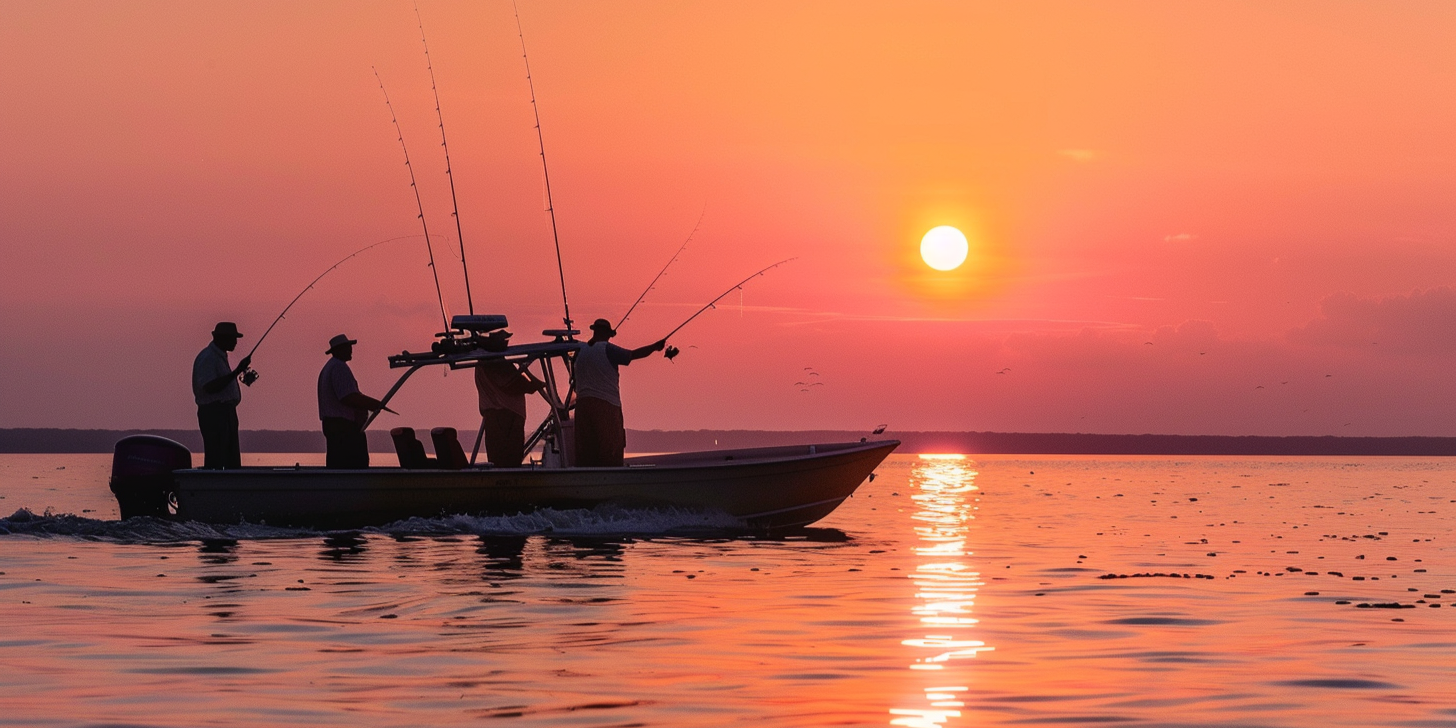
[1,453,1454,726]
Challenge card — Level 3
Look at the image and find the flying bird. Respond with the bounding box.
[872,424,887,435]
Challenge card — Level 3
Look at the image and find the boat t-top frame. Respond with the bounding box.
[364,314,582,466]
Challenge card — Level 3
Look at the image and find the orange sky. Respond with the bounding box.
[3,1,1456,436]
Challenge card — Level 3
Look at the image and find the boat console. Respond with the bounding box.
[373,314,583,469]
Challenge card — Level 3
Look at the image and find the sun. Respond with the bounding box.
[920,226,968,271]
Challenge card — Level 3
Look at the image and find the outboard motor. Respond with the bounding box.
[109,435,191,519]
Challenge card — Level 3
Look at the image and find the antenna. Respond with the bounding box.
[513,1,573,334]
[415,3,475,315]
[374,67,450,332]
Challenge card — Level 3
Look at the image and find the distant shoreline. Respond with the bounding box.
[2,428,1454,456]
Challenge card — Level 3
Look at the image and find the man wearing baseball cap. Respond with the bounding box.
[192,321,251,469]
[318,334,384,468]
[572,318,665,467]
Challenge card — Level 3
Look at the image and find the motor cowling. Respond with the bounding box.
[110,435,191,519]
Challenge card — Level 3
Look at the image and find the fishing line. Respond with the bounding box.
[415,3,475,315]
[374,67,451,332]
[616,206,706,330]
[241,234,438,384]
[660,258,795,344]
[513,1,573,334]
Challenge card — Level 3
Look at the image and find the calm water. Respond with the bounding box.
[1,452,1454,727]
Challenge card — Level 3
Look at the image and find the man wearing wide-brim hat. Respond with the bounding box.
[192,321,252,469]
[317,334,384,469]
[573,318,665,467]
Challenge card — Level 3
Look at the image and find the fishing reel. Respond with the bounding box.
[664,345,680,361]
[240,368,259,387]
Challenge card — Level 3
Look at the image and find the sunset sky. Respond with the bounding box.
[3,1,1456,436]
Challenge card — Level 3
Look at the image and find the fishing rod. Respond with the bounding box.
[513,1,573,334]
[240,234,432,385]
[374,66,451,333]
[658,258,795,356]
[414,3,475,315]
[615,207,706,330]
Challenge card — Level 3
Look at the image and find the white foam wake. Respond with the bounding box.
[0,505,746,542]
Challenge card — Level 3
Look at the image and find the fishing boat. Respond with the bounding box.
[108,20,895,530]
[111,316,897,529]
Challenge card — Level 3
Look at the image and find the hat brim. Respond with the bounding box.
[325,339,358,353]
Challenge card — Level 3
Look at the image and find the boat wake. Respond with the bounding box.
[0,505,751,542]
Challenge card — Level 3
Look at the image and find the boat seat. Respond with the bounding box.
[430,427,470,470]
[390,427,434,469]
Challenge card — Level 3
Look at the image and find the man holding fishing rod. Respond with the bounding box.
[573,319,666,467]
[474,329,546,468]
[192,322,252,469]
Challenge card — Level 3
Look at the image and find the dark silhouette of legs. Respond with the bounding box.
[322,417,369,469]
[197,402,240,469]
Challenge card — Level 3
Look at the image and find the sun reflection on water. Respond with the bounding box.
[891,455,992,727]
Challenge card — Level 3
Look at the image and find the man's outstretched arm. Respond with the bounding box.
[627,339,667,361]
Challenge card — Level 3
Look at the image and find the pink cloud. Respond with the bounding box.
[1288,287,1456,356]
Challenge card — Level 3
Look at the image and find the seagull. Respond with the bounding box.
[872,424,887,435]
[794,381,807,386]
[808,382,824,387]
[1255,385,1264,389]
[808,372,820,377]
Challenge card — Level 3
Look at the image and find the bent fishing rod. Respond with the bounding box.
[513,1,573,334]
[240,234,434,385]
[374,66,451,333]
[616,207,706,330]
[415,4,475,315]
[657,258,795,357]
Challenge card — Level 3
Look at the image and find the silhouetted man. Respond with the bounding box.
[318,334,383,469]
[573,318,664,467]
[474,330,544,467]
[192,321,251,469]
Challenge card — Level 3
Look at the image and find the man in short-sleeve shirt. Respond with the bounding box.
[318,334,384,469]
[474,329,543,467]
[192,322,251,469]
[572,318,664,467]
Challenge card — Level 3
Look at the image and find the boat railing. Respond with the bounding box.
[367,323,583,469]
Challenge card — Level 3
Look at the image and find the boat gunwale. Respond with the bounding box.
[171,439,900,482]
